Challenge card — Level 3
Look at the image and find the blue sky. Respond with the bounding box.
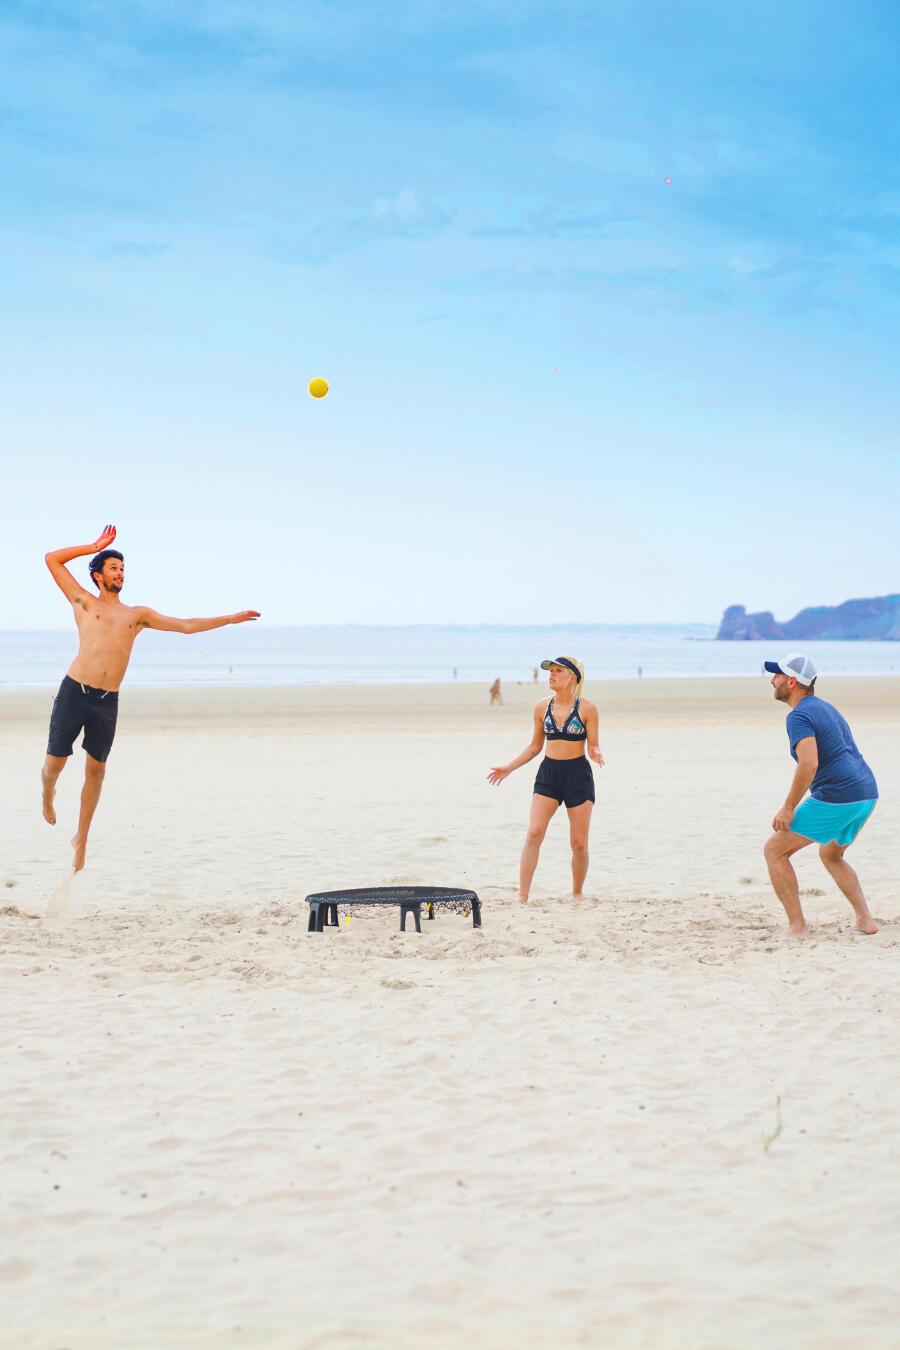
[3,0,899,628]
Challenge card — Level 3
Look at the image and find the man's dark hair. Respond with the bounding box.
[89,549,124,587]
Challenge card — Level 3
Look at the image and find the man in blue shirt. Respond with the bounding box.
[763,653,878,938]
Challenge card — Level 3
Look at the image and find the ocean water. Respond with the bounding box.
[2,625,899,689]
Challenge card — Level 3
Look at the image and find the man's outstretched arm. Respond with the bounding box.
[45,524,116,603]
[136,608,261,635]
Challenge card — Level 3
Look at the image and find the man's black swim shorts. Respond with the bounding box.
[533,755,594,808]
[47,676,119,763]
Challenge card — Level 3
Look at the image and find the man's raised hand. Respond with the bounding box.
[91,524,117,551]
[232,611,261,624]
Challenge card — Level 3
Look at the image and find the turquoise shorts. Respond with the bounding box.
[792,797,877,847]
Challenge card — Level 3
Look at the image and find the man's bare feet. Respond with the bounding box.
[517,893,529,905]
[784,923,811,939]
[71,835,87,872]
[854,916,878,935]
[41,775,57,825]
[573,892,584,902]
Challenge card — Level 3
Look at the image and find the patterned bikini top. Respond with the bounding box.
[543,696,587,742]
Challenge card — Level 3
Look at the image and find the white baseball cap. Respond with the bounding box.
[762,653,818,686]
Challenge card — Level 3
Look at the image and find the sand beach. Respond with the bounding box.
[2,677,899,1348]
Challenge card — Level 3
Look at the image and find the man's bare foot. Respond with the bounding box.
[573,892,585,902]
[854,916,878,935]
[41,777,57,825]
[518,893,529,905]
[784,923,811,939]
[71,835,86,872]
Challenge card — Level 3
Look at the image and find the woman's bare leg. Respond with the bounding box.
[519,794,559,901]
[567,800,593,898]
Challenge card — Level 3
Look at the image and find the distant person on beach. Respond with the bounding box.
[488,657,604,902]
[489,677,503,706]
[42,525,260,871]
[763,653,878,938]
[532,667,538,682]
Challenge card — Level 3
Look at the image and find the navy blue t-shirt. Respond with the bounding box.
[786,696,878,803]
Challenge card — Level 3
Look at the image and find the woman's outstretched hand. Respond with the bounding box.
[589,746,605,766]
[487,766,510,786]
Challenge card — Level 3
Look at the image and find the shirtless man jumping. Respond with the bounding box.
[42,524,260,870]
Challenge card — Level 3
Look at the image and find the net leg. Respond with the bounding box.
[327,903,339,927]
[427,902,435,921]
[471,897,482,928]
[316,903,327,932]
[307,902,320,933]
[400,902,422,933]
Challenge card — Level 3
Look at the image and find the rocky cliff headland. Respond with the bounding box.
[717,595,900,641]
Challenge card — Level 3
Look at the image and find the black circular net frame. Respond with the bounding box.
[305,886,477,921]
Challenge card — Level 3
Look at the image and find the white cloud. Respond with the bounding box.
[371,189,451,230]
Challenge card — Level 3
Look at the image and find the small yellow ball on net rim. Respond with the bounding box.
[308,378,329,399]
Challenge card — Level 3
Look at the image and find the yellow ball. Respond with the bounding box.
[308,378,329,399]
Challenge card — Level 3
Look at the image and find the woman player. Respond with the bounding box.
[488,657,604,902]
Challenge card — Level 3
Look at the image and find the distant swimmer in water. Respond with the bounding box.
[42,524,260,871]
[489,677,503,706]
[488,656,604,902]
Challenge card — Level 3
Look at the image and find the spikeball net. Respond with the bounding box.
[306,886,478,922]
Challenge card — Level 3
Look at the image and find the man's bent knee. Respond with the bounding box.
[85,757,107,781]
[765,832,808,863]
[819,841,845,865]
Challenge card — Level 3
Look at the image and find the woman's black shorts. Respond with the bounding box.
[533,756,594,808]
[47,676,119,763]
